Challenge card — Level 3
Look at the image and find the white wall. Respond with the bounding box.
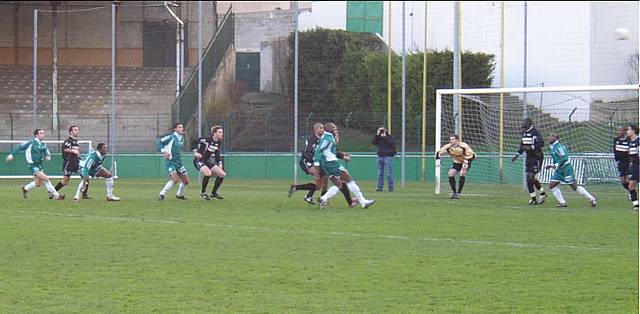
[303,1,638,121]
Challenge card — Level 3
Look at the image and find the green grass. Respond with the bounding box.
[0,179,637,313]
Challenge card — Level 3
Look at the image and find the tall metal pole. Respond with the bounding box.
[198,1,202,138]
[421,1,427,181]
[453,1,461,138]
[401,1,406,188]
[175,16,181,122]
[52,6,58,135]
[32,10,38,131]
[111,3,116,174]
[523,1,528,117]
[387,1,392,133]
[293,1,299,184]
[499,1,505,183]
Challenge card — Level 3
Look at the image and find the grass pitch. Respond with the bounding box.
[0,179,637,312]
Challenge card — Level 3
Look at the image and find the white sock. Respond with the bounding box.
[538,187,545,194]
[74,180,84,199]
[551,186,565,204]
[106,177,115,198]
[346,181,367,205]
[160,181,175,196]
[177,182,186,197]
[43,180,59,197]
[529,192,537,198]
[24,181,37,192]
[576,186,594,201]
[320,186,340,201]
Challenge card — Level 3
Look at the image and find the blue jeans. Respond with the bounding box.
[377,156,394,191]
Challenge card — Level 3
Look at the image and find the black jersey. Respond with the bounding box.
[629,136,639,164]
[193,136,222,165]
[302,134,321,163]
[613,136,629,162]
[61,136,80,161]
[518,127,544,159]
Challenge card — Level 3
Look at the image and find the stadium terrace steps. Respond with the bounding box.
[0,65,176,152]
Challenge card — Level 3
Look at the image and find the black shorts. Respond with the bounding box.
[62,159,79,176]
[193,159,215,171]
[629,163,639,181]
[451,161,472,172]
[299,158,325,176]
[616,160,629,177]
[525,157,543,174]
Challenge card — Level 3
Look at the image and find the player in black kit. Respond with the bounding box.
[52,125,90,199]
[288,122,356,208]
[192,125,226,200]
[613,126,630,195]
[511,118,547,205]
[626,125,639,211]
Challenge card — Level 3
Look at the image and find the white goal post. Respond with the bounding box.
[435,84,639,194]
[0,140,97,179]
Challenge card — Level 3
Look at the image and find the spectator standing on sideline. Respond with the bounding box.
[372,127,396,192]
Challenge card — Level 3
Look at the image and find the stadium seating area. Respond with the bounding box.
[0,65,177,152]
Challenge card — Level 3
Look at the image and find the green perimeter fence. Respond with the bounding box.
[0,152,619,186]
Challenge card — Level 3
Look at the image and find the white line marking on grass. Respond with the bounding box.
[1,209,612,252]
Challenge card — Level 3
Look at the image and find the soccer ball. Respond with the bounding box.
[614,28,629,41]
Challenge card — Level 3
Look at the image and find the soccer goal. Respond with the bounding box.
[435,85,639,194]
[0,140,94,179]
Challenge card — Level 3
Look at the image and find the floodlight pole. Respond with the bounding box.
[165,1,185,122]
[198,1,202,138]
[32,9,38,131]
[401,1,406,188]
[111,2,117,175]
[293,1,300,184]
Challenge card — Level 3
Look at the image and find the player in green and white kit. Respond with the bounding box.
[4,129,65,200]
[545,133,597,208]
[72,143,120,201]
[314,123,375,209]
[155,122,189,200]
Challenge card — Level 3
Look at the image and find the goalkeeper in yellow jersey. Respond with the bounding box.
[436,134,476,199]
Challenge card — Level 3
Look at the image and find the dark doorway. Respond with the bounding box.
[143,22,189,67]
[236,52,260,92]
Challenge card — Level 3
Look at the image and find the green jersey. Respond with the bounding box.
[313,132,338,166]
[549,141,570,168]
[155,132,184,162]
[80,150,106,177]
[10,138,50,165]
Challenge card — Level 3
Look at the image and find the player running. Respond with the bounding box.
[192,125,226,200]
[51,125,90,199]
[5,129,65,200]
[315,123,375,209]
[72,143,119,201]
[436,134,475,199]
[288,122,356,207]
[156,123,189,200]
[545,133,597,208]
[511,118,547,205]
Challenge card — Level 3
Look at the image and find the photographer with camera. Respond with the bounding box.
[372,127,396,192]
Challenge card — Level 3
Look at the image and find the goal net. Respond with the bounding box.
[435,85,639,194]
[0,140,94,179]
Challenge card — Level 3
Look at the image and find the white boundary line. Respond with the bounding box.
[0,209,614,252]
